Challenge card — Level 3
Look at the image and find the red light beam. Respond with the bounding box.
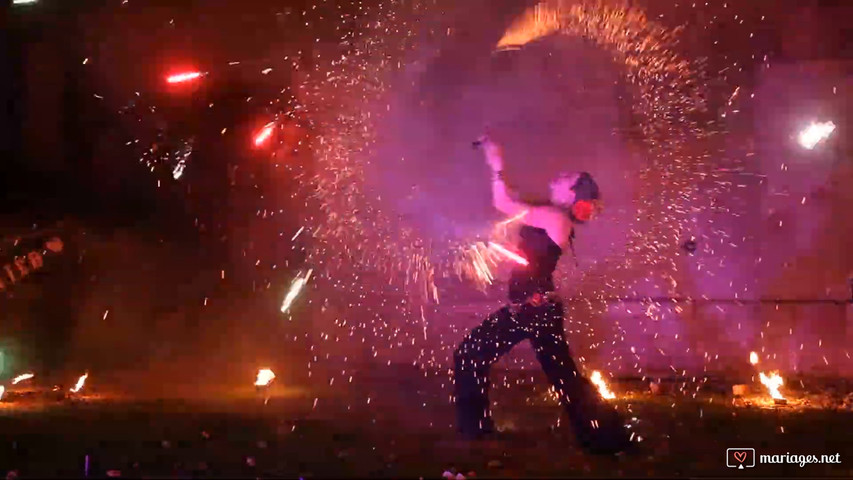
[254,122,276,147]
[166,71,203,84]
[488,242,529,266]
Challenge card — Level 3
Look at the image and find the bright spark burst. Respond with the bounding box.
[280,269,313,314]
[254,368,276,386]
[590,370,616,400]
[70,373,88,393]
[11,373,34,385]
[798,121,836,150]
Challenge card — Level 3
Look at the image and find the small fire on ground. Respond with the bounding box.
[255,368,276,387]
[750,352,786,402]
[70,373,89,393]
[590,370,616,400]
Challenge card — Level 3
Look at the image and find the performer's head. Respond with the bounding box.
[549,171,601,223]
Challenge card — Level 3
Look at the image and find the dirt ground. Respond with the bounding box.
[1,368,852,478]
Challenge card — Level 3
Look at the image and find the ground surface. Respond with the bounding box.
[1,368,852,478]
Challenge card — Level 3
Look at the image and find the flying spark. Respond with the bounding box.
[254,122,276,147]
[281,269,313,313]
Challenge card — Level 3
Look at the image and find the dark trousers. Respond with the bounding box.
[453,301,630,452]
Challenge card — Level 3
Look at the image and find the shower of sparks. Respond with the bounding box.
[11,373,34,385]
[280,0,754,388]
[254,122,276,147]
[758,371,785,401]
[254,368,276,386]
[166,71,203,84]
[110,0,766,411]
[280,269,313,314]
[589,370,616,400]
[137,137,193,182]
[488,242,529,266]
[798,121,836,150]
[69,373,89,393]
[172,141,192,179]
[456,243,496,290]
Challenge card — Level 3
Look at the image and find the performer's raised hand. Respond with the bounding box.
[477,135,504,172]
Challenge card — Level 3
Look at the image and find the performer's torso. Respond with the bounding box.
[508,225,563,303]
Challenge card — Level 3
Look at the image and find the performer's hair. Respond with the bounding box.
[571,172,600,202]
[568,172,601,224]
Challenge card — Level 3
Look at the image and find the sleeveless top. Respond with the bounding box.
[508,224,563,303]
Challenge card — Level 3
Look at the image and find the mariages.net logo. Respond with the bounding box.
[727,448,841,469]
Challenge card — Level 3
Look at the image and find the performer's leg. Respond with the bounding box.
[528,302,631,454]
[453,306,526,437]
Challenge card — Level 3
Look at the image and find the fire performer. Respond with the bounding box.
[453,135,631,454]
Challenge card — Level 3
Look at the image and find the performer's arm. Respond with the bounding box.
[480,136,573,246]
[481,139,527,216]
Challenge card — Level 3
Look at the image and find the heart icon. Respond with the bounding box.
[734,451,747,463]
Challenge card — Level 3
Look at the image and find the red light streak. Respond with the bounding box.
[488,242,529,266]
[166,71,203,84]
[254,122,276,147]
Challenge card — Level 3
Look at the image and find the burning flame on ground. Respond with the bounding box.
[70,373,88,393]
[281,269,313,313]
[11,373,34,385]
[749,351,785,401]
[255,368,276,387]
[590,370,616,400]
[759,371,785,401]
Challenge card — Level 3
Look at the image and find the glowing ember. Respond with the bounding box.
[281,269,313,313]
[590,370,616,400]
[254,122,276,147]
[798,121,835,149]
[166,71,203,84]
[758,371,785,400]
[488,242,529,266]
[749,351,759,365]
[11,373,34,385]
[69,373,88,393]
[0,386,4,401]
[255,368,276,387]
